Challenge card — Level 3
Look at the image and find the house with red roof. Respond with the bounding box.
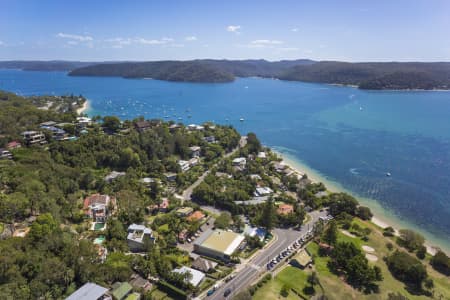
[83,194,116,222]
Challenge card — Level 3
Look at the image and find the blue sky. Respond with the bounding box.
[1,0,449,61]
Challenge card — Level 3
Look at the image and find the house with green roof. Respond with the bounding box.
[111,282,134,300]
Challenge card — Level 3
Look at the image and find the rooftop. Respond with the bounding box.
[176,207,194,215]
[172,266,205,287]
[187,210,205,222]
[291,249,312,267]
[104,171,126,182]
[111,282,133,300]
[66,282,108,300]
[195,229,245,256]
[127,224,152,243]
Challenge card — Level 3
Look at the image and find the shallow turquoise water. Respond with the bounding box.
[1,69,450,250]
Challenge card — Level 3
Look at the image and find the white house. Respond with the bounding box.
[254,187,273,197]
[232,157,247,167]
[127,224,155,252]
[178,160,191,172]
[189,146,201,158]
[172,266,205,287]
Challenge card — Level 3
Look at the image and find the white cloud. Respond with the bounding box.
[185,36,197,41]
[291,28,299,32]
[0,41,4,46]
[57,32,93,41]
[277,47,299,51]
[67,40,78,45]
[136,37,174,45]
[251,39,283,45]
[227,25,241,33]
[104,37,175,48]
[104,37,132,48]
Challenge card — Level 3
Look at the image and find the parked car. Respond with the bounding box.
[224,288,232,297]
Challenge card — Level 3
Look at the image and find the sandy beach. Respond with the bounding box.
[274,149,446,255]
[76,100,89,115]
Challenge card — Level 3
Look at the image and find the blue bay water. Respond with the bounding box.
[1,69,450,251]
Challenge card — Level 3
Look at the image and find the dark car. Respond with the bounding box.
[224,288,232,297]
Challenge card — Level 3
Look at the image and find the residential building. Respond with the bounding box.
[104,171,126,183]
[6,141,21,149]
[277,203,294,215]
[164,173,177,182]
[77,116,92,127]
[0,148,12,160]
[257,152,267,159]
[160,198,170,212]
[249,174,262,180]
[194,229,245,261]
[232,157,246,168]
[169,124,181,131]
[203,136,215,143]
[111,282,134,300]
[139,177,155,187]
[129,274,152,293]
[289,249,312,269]
[178,160,190,172]
[176,207,194,217]
[148,198,170,213]
[178,229,189,242]
[191,257,218,273]
[189,146,201,157]
[273,162,288,173]
[187,210,205,222]
[40,121,57,127]
[83,194,116,222]
[40,125,66,140]
[66,282,110,300]
[21,131,46,145]
[172,266,205,287]
[189,157,200,167]
[243,226,267,242]
[254,187,273,197]
[187,124,204,131]
[127,224,155,252]
[134,120,152,133]
[232,157,246,166]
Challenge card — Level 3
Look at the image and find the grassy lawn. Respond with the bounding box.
[305,219,450,300]
[252,267,304,300]
[150,288,176,300]
[254,219,450,300]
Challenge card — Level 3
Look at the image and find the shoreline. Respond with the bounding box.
[76,99,89,115]
[273,149,447,255]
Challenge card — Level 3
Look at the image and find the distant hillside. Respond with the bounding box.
[279,61,450,90]
[0,60,97,71]
[68,59,316,83]
[69,61,237,83]
[3,59,450,89]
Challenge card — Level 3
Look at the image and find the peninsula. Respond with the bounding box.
[2,59,450,90]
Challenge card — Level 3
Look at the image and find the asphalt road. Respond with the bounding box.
[207,210,328,300]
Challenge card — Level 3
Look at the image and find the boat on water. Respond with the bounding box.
[386,172,391,177]
[359,106,363,111]
[240,118,245,122]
